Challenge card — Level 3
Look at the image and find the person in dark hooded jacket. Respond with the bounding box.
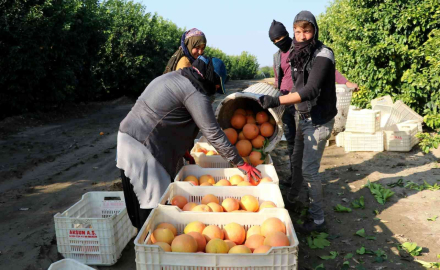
[117,56,261,230]
[260,11,336,233]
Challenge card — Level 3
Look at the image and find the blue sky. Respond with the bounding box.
[138,0,333,67]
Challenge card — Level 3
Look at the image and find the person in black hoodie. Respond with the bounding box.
[259,11,336,233]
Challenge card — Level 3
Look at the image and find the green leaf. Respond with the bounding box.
[366,180,394,205]
[374,210,380,215]
[387,179,404,188]
[428,215,438,221]
[402,242,423,256]
[344,253,353,259]
[416,259,440,268]
[341,261,350,270]
[437,254,440,259]
[314,238,331,249]
[319,251,338,260]
[366,236,377,240]
[314,263,325,270]
[351,196,365,209]
[334,204,352,213]
[307,232,331,249]
[355,228,366,238]
[356,246,366,255]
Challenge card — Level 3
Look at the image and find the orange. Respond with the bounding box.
[259,201,276,210]
[251,135,265,148]
[154,242,172,252]
[171,195,188,209]
[223,222,246,245]
[201,194,219,205]
[240,195,259,212]
[215,179,231,186]
[171,234,198,253]
[151,228,174,245]
[229,175,244,185]
[249,151,264,167]
[238,131,246,140]
[202,225,224,241]
[187,231,206,252]
[245,234,265,252]
[260,122,274,137]
[261,218,286,237]
[184,175,199,186]
[231,114,246,129]
[246,115,256,124]
[182,202,198,211]
[184,221,206,234]
[221,198,239,212]
[235,140,252,157]
[156,223,177,236]
[191,204,212,212]
[242,124,259,140]
[205,238,229,253]
[234,108,246,116]
[224,128,238,145]
[256,111,269,124]
[199,175,215,185]
[264,231,290,247]
[253,245,271,254]
[228,245,252,254]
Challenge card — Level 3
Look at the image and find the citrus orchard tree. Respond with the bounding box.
[318,0,440,129]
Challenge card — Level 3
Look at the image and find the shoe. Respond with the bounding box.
[296,219,327,234]
[284,194,303,213]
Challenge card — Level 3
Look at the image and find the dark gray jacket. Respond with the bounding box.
[119,71,243,176]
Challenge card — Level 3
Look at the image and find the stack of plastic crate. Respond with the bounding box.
[343,108,384,152]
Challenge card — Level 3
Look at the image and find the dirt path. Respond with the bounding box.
[0,78,439,270]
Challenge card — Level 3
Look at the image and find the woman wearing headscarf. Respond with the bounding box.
[164,28,207,73]
[118,56,261,230]
[259,11,337,234]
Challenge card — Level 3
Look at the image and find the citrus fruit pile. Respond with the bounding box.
[182,174,273,186]
[151,217,290,254]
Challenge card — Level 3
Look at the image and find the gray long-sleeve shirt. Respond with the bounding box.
[119,70,243,177]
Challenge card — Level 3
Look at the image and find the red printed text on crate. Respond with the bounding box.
[69,230,98,238]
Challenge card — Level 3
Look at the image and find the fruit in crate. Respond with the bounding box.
[207,202,223,212]
[264,231,290,247]
[269,116,276,126]
[171,234,198,253]
[253,245,271,253]
[192,204,212,212]
[260,122,274,137]
[231,114,246,129]
[200,182,213,186]
[215,179,231,186]
[259,177,273,183]
[184,175,199,186]
[251,135,265,148]
[184,221,206,234]
[235,139,252,157]
[154,242,172,252]
[259,201,276,210]
[183,202,197,211]
[224,128,238,145]
[240,195,259,212]
[249,151,264,167]
[205,238,230,253]
[156,223,177,236]
[222,198,239,212]
[201,194,219,205]
[187,231,206,252]
[202,225,224,241]
[224,222,246,244]
[196,147,208,154]
[206,150,218,156]
[224,239,236,250]
[229,174,244,185]
[261,217,286,237]
[171,195,188,209]
[151,228,174,244]
[228,245,252,254]
[199,174,215,185]
[243,124,259,140]
[256,111,269,124]
[237,181,253,186]
[246,225,261,238]
[234,108,246,116]
[246,109,254,116]
[245,234,265,252]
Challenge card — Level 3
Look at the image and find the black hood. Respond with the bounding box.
[293,10,319,41]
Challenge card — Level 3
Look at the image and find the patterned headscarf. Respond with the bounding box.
[164,28,207,74]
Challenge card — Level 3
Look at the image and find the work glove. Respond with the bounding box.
[183,151,195,164]
[237,162,262,186]
[258,95,280,109]
[280,89,290,95]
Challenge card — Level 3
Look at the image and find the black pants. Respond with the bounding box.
[282,106,296,174]
[120,170,152,231]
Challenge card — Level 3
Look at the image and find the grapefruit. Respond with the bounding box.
[249,151,264,167]
[256,111,269,124]
[171,195,188,209]
[264,231,290,247]
[223,222,246,245]
[224,128,238,145]
[221,198,239,212]
[171,234,198,253]
[184,221,205,234]
[199,175,215,185]
[251,135,265,148]
[242,124,259,140]
[260,122,274,137]
[261,218,286,237]
[235,140,252,157]
[231,114,246,129]
[201,194,219,205]
[184,175,199,186]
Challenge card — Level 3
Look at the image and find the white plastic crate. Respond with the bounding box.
[344,131,384,152]
[159,181,284,208]
[54,192,137,266]
[174,165,280,185]
[191,141,273,168]
[345,109,381,133]
[335,132,345,147]
[333,84,353,134]
[371,95,393,108]
[48,259,95,270]
[385,100,424,127]
[383,123,419,152]
[134,205,298,270]
[372,104,393,128]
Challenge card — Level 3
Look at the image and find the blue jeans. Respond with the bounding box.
[289,115,335,220]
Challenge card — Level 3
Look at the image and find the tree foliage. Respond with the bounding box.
[318,0,440,129]
[205,47,259,80]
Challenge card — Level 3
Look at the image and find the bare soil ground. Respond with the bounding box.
[0,79,439,270]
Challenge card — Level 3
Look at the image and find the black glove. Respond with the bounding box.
[258,95,280,109]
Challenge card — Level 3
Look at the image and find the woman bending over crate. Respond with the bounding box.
[117,56,261,230]
[260,10,337,234]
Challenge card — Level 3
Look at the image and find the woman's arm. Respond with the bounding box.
[184,91,244,166]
